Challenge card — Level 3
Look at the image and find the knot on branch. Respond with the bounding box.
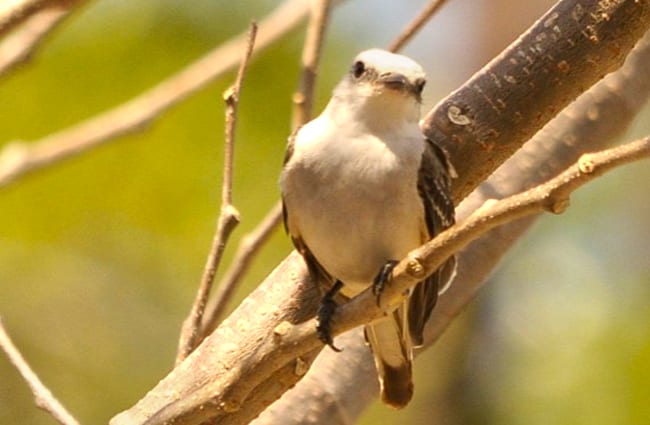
[446,104,472,126]
[223,86,239,105]
[273,321,293,338]
[405,257,426,278]
[294,356,309,376]
[220,399,241,413]
[292,92,306,107]
[223,204,242,224]
[578,154,596,173]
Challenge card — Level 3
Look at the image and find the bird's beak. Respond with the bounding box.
[377,72,422,100]
[378,72,411,91]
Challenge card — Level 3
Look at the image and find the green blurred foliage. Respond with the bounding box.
[0,1,648,425]
[0,1,314,423]
[459,153,650,425]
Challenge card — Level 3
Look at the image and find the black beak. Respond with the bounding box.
[377,72,424,99]
[378,72,410,91]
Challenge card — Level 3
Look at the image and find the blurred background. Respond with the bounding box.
[0,0,648,424]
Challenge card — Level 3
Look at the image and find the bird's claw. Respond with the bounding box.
[317,280,343,352]
[372,260,399,307]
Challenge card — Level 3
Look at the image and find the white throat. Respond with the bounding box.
[327,80,421,134]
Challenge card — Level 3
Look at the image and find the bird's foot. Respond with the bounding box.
[317,280,343,352]
[372,260,399,307]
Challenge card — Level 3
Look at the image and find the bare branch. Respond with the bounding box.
[0,0,323,189]
[291,0,333,130]
[111,136,650,425]
[0,0,41,35]
[387,0,449,53]
[0,2,79,77]
[252,327,374,425]
[0,318,80,425]
[201,201,283,336]
[111,253,321,425]
[422,0,650,202]
[199,0,334,338]
[222,23,257,206]
[176,23,257,364]
[423,27,650,344]
[0,0,78,37]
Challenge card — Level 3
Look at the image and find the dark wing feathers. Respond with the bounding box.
[408,139,457,346]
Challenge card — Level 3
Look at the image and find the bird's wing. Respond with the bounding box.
[408,138,457,346]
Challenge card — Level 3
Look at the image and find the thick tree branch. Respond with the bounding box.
[425,32,650,345]
[111,252,321,425]
[0,0,330,189]
[0,318,80,425]
[422,0,650,202]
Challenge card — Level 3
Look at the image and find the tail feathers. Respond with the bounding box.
[365,305,414,408]
[378,362,413,408]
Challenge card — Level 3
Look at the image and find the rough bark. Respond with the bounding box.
[423,0,650,201]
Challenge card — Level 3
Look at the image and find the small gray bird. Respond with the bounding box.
[280,49,456,408]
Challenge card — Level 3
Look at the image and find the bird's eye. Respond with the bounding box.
[352,60,365,78]
[415,78,426,94]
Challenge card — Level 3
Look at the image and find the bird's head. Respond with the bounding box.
[330,49,427,127]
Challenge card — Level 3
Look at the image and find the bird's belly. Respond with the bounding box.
[293,182,423,296]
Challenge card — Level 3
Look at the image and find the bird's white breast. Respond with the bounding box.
[281,115,426,296]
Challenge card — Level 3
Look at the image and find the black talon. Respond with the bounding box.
[317,280,343,352]
[373,260,399,307]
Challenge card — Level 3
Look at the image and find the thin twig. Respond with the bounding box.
[291,0,332,130]
[0,4,73,78]
[387,0,449,52]
[0,318,81,425]
[201,201,283,336]
[0,0,56,37]
[198,0,333,337]
[0,0,323,189]
[176,23,257,365]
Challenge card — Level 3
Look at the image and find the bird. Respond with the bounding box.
[280,48,457,408]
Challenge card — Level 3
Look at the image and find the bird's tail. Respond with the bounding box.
[364,303,413,408]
